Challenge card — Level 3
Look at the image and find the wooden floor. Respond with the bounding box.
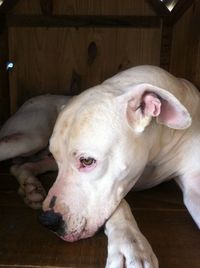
[0,164,200,268]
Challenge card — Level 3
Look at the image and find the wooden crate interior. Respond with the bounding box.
[0,0,200,267]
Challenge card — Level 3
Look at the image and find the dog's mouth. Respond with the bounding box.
[59,228,93,242]
[58,219,106,242]
[38,209,106,242]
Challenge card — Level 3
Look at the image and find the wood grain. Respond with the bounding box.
[0,29,9,125]
[7,15,161,28]
[8,26,161,113]
[0,170,200,268]
[11,0,156,16]
[160,21,173,70]
[170,5,193,79]
[170,2,200,89]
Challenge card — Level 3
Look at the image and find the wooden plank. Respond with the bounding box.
[170,0,195,25]
[148,0,194,26]
[40,0,53,16]
[170,2,200,88]
[185,1,200,87]
[8,26,161,112]
[7,15,161,28]
[11,0,156,16]
[0,14,6,33]
[0,0,19,13]
[160,21,173,71]
[0,0,19,32]
[146,0,170,16]
[195,41,200,89]
[170,5,193,79]
[0,172,200,268]
[0,28,9,124]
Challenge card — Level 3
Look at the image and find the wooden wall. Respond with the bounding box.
[0,28,9,125]
[11,0,156,16]
[170,1,200,88]
[8,27,161,111]
[6,0,162,113]
[1,0,198,121]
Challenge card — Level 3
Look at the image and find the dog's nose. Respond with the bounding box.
[38,210,65,234]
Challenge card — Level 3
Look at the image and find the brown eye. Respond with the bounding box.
[80,157,96,167]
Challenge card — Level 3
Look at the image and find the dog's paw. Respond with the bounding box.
[105,229,158,268]
[18,175,46,209]
[11,165,46,209]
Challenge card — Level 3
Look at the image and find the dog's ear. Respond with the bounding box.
[118,83,192,133]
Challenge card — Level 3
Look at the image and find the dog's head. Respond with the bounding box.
[40,82,191,241]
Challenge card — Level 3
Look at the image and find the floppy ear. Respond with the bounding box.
[118,83,192,133]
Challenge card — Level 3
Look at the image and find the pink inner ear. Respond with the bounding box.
[158,100,184,126]
[143,93,161,117]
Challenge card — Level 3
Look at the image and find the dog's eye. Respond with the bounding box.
[80,157,96,167]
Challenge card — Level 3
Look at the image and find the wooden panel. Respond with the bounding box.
[196,42,200,88]
[170,5,193,78]
[7,15,161,28]
[170,2,200,89]
[160,22,173,71]
[0,170,200,268]
[0,0,20,14]
[8,26,161,113]
[0,29,9,124]
[186,1,200,88]
[168,0,194,25]
[11,0,157,16]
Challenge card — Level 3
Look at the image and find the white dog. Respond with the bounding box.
[1,65,200,268]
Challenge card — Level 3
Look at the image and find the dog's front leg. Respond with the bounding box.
[10,156,57,209]
[105,199,158,268]
[176,174,200,228]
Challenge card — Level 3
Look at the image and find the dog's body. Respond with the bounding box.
[1,65,200,268]
[0,94,70,208]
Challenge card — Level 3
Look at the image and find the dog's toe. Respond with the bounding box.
[24,197,43,209]
[17,175,46,209]
[106,230,158,268]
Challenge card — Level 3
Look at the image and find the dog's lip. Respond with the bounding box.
[56,219,107,242]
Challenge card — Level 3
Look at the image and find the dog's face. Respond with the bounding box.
[42,83,191,241]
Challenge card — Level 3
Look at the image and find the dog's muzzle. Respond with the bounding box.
[38,210,66,236]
